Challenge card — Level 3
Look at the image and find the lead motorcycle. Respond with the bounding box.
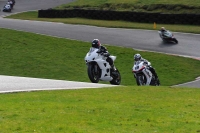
[132,61,160,86]
[158,30,178,44]
[2,3,12,12]
[85,47,121,85]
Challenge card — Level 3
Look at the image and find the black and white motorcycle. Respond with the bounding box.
[2,2,12,12]
[132,61,160,86]
[85,47,121,85]
[158,30,178,44]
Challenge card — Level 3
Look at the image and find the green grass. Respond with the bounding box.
[56,0,200,13]
[61,0,200,6]
[6,11,200,34]
[1,86,200,132]
[1,28,200,86]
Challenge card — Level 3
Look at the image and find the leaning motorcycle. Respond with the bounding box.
[132,61,160,86]
[158,30,178,44]
[2,4,12,12]
[85,47,121,85]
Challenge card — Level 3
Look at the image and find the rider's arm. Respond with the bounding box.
[141,58,150,65]
[99,46,110,57]
[100,46,107,52]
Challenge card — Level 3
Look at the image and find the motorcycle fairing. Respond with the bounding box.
[95,58,112,81]
[142,68,152,85]
[132,61,153,85]
[85,47,113,81]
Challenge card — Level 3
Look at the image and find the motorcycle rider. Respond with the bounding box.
[91,39,117,72]
[160,27,167,37]
[8,0,13,8]
[133,53,159,82]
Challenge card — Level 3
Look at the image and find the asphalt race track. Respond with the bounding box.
[0,0,200,91]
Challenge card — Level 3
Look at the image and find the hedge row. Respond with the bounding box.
[38,9,200,25]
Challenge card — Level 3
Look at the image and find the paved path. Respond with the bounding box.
[0,75,115,93]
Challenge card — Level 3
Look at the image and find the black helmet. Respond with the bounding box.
[92,39,101,48]
[134,53,141,61]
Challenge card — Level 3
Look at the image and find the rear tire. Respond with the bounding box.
[88,64,100,83]
[156,78,160,86]
[110,69,121,85]
[174,38,178,44]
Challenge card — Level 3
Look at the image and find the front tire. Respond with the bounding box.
[87,63,100,83]
[136,75,146,86]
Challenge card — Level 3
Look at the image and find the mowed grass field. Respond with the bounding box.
[61,0,200,6]
[1,86,200,132]
[57,0,200,13]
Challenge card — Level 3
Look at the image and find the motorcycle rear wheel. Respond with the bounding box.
[174,38,178,44]
[88,64,100,83]
[110,69,121,85]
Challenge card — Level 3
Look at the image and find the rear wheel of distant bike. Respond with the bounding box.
[174,38,178,44]
[156,78,160,86]
[110,69,121,85]
[88,63,100,83]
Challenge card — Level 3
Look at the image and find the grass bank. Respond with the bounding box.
[56,0,200,14]
[6,11,200,34]
[0,86,200,132]
[0,28,200,86]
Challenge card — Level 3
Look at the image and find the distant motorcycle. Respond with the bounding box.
[85,47,121,85]
[158,30,178,44]
[132,60,160,86]
[2,3,12,12]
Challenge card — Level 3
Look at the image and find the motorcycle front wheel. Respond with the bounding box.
[136,75,146,86]
[110,69,121,85]
[87,63,100,83]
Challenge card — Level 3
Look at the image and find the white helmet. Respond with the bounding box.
[161,27,166,31]
[134,53,141,61]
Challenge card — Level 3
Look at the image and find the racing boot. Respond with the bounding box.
[111,64,118,76]
[111,64,116,71]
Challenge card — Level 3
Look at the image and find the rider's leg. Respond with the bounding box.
[149,66,158,79]
[106,57,116,71]
[149,66,160,85]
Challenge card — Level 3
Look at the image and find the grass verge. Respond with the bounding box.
[0,86,200,132]
[0,28,200,86]
[5,11,200,34]
[56,0,200,14]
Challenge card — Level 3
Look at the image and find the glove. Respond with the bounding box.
[143,61,148,65]
[97,50,101,53]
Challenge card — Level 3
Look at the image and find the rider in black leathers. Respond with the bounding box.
[91,39,116,72]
